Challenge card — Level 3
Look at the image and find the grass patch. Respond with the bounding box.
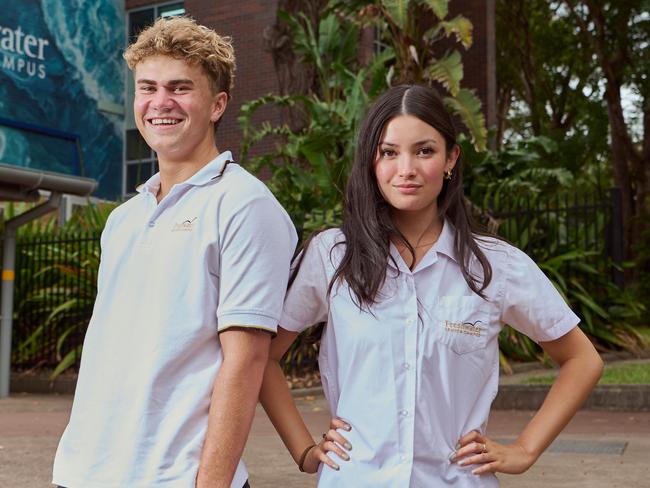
[521,362,650,385]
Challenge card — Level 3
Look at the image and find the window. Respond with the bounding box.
[123,2,184,196]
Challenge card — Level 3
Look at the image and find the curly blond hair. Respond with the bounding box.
[123,16,236,97]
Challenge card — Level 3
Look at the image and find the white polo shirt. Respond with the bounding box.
[280,221,579,487]
[53,151,297,488]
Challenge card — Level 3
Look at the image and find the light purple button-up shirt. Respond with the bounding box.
[281,221,578,487]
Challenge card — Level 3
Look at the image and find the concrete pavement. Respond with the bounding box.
[1,393,649,487]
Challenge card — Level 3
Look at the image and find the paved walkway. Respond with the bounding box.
[1,393,649,487]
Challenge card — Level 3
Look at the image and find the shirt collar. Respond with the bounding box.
[387,219,458,272]
[430,219,458,263]
[136,151,233,195]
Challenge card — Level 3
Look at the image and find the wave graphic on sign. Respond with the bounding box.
[0,0,125,198]
[41,0,124,137]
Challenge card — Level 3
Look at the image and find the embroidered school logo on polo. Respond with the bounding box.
[444,320,483,337]
[171,217,197,232]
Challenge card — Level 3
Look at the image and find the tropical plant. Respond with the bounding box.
[14,234,101,378]
[9,200,116,378]
[332,0,487,150]
[3,199,116,236]
[461,134,578,209]
[239,7,385,231]
[240,0,487,233]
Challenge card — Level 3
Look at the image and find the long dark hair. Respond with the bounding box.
[330,84,494,308]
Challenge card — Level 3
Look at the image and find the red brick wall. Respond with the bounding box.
[124,1,494,159]
[186,0,281,163]
[125,0,160,9]
[124,0,281,164]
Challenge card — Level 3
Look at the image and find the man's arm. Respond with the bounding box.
[199,189,296,486]
[196,327,271,488]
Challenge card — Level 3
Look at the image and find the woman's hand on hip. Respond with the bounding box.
[451,430,537,475]
[303,417,353,473]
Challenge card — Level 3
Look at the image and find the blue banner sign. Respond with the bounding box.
[0,0,125,199]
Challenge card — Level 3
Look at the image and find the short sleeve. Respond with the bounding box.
[217,196,297,333]
[500,247,580,342]
[280,233,331,333]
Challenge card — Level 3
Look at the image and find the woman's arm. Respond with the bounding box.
[453,326,603,474]
[259,327,350,473]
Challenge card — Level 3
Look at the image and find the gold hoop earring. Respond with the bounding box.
[444,169,453,180]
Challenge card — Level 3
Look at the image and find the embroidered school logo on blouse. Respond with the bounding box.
[444,320,483,337]
[171,217,197,232]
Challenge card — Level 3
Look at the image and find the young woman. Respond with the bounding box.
[259,84,603,487]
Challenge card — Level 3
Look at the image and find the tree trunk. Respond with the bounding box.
[495,86,511,150]
[262,0,327,129]
[263,0,326,96]
[603,79,636,259]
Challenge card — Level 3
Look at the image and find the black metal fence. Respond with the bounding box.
[491,188,624,289]
[11,232,100,372]
[8,188,624,372]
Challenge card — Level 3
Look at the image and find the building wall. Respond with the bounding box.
[124,0,280,164]
[123,0,495,167]
[186,0,280,162]
[126,0,163,8]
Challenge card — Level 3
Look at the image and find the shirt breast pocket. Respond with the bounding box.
[434,295,490,355]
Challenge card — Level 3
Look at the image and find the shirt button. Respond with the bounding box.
[400,409,408,417]
[400,454,407,462]
[403,363,411,370]
[406,318,414,325]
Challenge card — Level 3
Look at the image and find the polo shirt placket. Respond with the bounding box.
[139,183,191,246]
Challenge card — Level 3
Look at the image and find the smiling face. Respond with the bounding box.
[374,115,459,222]
[133,55,227,164]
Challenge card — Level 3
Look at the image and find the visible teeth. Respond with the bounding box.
[150,118,180,125]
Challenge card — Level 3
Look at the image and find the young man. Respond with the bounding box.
[52,17,297,488]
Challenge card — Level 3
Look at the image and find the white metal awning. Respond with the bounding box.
[0,163,97,201]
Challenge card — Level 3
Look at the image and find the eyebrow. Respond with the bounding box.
[379,139,438,147]
[136,79,195,86]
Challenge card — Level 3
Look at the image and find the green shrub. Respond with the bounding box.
[10,201,116,378]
